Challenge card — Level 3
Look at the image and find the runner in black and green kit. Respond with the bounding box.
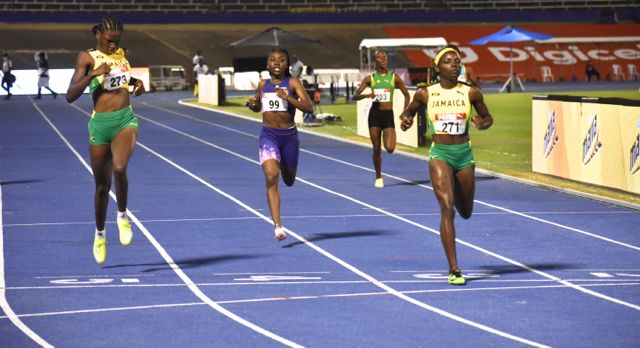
[66,16,145,265]
[353,50,410,188]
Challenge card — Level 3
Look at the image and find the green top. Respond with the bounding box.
[370,72,395,103]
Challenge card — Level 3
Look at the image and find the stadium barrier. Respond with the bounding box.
[532,95,640,194]
[356,89,420,148]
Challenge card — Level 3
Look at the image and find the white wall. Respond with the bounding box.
[0,68,150,96]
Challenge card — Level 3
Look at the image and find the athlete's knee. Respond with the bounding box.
[439,204,456,220]
[385,144,396,154]
[95,182,110,197]
[282,175,296,187]
[112,165,128,178]
[457,206,473,219]
[264,171,279,187]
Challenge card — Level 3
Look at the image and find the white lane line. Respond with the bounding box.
[1,186,53,347]
[3,282,638,321]
[131,116,549,347]
[4,278,640,292]
[3,210,636,228]
[39,103,303,348]
[167,101,640,251]
[135,109,640,313]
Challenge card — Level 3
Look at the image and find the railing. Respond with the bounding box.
[0,0,635,14]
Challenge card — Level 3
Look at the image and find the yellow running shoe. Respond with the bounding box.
[93,235,106,265]
[374,178,384,188]
[117,218,133,246]
[448,269,466,286]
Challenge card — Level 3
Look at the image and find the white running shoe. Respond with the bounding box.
[274,226,287,241]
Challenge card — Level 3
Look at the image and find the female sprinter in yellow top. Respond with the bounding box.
[400,47,493,285]
[66,16,145,265]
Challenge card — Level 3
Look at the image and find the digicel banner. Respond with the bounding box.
[384,24,640,83]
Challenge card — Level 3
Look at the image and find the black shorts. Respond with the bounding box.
[368,107,395,129]
[2,74,14,87]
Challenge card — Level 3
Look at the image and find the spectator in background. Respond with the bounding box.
[193,58,208,97]
[2,52,14,99]
[192,49,203,66]
[585,60,600,81]
[290,54,304,78]
[35,51,58,99]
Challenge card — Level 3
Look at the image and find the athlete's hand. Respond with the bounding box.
[400,115,413,131]
[132,79,145,97]
[275,87,288,100]
[245,97,260,111]
[472,115,492,130]
[93,63,110,77]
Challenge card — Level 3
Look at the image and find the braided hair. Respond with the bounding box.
[92,16,124,34]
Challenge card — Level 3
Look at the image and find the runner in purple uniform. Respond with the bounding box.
[246,49,314,241]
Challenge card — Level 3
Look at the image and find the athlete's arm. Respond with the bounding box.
[469,86,493,130]
[400,88,428,131]
[395,73,411,109]
[123,49,145,97]
[66,51,109,103]
[245,80,265,113]
[279,77,313,114]
[352,75,374,101]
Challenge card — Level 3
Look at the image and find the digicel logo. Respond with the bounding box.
[422,45,640,65]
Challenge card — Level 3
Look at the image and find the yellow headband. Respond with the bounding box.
[434,48,459,65]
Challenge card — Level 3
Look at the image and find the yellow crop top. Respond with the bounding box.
[87,48,131,94]
[426,83,472,136]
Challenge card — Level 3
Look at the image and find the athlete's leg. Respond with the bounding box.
[369,127,383,178]
[280,133,299,187]
[382,127,396,154]
[453,165,476,219]
[262,159,282,226]
[429,159,459,272]
[44,86,57,98]
[110,127,137,213]
[89,144,113,231]
[280,163,297,187]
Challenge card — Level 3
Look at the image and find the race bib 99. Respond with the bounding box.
[261,92,288,112]
[104,66,130,91]
[434,113,467,135]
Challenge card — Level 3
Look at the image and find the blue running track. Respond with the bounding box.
[1,92,639,347]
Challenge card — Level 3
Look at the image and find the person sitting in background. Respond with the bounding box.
[585,60,600,82]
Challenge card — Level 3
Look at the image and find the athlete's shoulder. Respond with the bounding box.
[425,81,440,89]
[458,81,472,88]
